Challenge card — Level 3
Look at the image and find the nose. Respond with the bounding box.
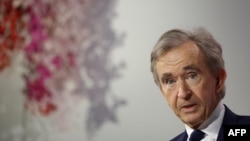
[177,81,191,99]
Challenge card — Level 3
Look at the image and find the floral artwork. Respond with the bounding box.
[0,0,26,71]
[0,0,126,140]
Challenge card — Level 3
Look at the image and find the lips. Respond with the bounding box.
[183,104,196,108]
[180,103,198,113]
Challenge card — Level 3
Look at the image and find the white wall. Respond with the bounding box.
[1,1,250,141]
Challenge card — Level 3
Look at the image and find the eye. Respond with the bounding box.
[186,72,200,85]
[163,78,176,85]
[188,72,197,79]
[167,79,175,84]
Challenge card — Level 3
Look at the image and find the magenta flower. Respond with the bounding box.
[51,55,63,69]
[24,9,47,57]
[37,64,51,80]
[26,78,51,102]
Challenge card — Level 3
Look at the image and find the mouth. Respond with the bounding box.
[181,104,198,113]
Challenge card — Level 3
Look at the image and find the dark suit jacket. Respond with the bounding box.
[170,105,250,141]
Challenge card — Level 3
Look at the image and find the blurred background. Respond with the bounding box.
[1,0,250,141]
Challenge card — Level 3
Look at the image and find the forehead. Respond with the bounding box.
[156,41,206,73]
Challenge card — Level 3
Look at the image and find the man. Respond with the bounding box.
[150,27,250,141]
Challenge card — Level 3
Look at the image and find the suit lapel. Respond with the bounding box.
[179,132,188,141]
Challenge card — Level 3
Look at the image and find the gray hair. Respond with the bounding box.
[150,27,225,98]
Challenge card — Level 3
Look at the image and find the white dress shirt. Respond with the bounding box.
[185,101,225,141]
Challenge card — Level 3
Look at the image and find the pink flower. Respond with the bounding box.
[37,63,51,80]
[51,55,63,69]
[26,77,51,102]
[24,9,47,55]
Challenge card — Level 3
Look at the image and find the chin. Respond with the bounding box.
[182,116,203,128]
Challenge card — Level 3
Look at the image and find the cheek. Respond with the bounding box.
[196,81,217,104]
[162,91,177,108]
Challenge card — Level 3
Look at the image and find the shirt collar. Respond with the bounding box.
[185,101,225,140]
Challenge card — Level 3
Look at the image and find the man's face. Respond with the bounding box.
[155,41,225,129]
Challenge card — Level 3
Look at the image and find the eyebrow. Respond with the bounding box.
[160,64,201,82]
[161,73,172,79]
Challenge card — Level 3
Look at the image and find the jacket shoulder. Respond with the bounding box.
[236,115,250,124]
[223,105,250,125]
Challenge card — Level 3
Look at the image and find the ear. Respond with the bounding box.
[215,68,227,94]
